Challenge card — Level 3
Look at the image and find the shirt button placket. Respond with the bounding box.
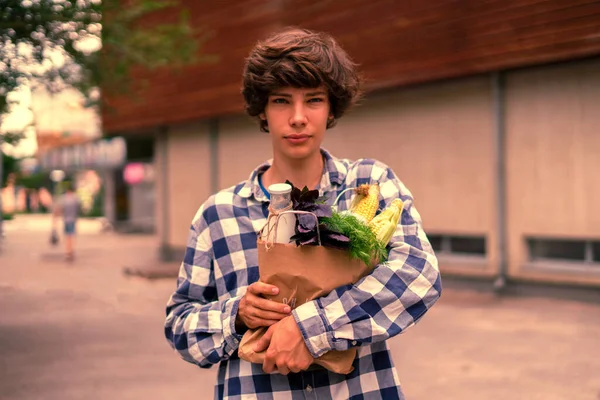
[304,384,317,400]
[302,371,317,400]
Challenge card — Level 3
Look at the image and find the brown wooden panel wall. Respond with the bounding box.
[102,0,600,133]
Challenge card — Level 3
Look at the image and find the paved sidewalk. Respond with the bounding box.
[1,214,600,400]
[2,213,181,277]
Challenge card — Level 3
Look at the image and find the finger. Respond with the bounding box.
[263,351,276,374]
[252,297,291,314]
[249,282,280,296]
[277,365,290,376]
[247,318,280,330]
[252,306,291,321]
[254,326,274,353]
[288,364,302,374]
[289,359,311,373]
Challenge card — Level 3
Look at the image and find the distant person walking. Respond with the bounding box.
[53,182,81,261]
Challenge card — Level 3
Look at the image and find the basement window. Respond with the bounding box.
[594,242,600,263]
[428,235,443,253]
[450,236,486,255]
[527,238,600,264]
[428,234,486,256]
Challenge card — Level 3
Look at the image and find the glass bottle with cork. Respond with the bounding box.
[262,183,296,244]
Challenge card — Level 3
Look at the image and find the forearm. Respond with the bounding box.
[165,294,243,368]
[293,173,443,358]
[293,243,441,357]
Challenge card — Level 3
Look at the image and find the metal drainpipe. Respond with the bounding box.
[209,118,219,194]
[492,71,508,293]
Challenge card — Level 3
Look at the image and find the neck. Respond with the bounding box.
[263,150,324,190]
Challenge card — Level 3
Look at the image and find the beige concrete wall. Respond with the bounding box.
[154,59,600,286]
[161,121,212,250]
[325,77,497,275]
[218,115,272,190]
[506,59,600,286]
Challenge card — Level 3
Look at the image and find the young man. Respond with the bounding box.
[165,28,442,399]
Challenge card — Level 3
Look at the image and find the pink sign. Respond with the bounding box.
[123,163,145,185]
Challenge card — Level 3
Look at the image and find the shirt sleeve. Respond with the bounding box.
[292,165,442,358]
[164,202,243,368]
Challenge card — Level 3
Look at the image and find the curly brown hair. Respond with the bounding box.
[242,27,362,132]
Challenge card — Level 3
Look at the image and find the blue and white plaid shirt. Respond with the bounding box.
[165,149,442,399]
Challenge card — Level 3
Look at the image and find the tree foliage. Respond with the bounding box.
[1,151,19,187]
[0,0,210,118]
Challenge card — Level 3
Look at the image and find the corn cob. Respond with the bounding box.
[369,199,404,246]
[350,184,380,224]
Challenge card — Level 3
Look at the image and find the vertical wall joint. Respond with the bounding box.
[493,72,508,292]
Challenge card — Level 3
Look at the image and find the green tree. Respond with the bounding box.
[1,152,19,187]
[1,0,212,239]
[15,170,50,190]
[1,0,210,117]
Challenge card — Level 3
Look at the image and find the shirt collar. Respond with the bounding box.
[238,148,347,202]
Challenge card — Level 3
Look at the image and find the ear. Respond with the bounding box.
[259,112,266,121]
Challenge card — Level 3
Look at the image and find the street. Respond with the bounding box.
[1,215,599,400]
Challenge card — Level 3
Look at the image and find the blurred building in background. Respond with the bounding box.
[101,1,600,288]
[23,88,157,232]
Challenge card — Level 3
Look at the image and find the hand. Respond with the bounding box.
[255,316,314,375]
[236,282,291,332]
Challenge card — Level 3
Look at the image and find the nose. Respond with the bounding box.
[289,103,308,127]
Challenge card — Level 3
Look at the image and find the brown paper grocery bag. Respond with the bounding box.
[238,239,371,375]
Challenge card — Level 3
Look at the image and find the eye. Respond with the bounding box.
[308,97,324,103]
[272,98,288,104]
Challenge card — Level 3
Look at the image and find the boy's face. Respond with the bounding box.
[261,86,332,160]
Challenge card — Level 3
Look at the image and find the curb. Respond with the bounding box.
[122,265,179,280]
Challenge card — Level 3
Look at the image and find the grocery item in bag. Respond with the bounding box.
[238,227,371,375]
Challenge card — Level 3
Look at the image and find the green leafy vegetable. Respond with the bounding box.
[321,212,388,267]
[283,181,388,267]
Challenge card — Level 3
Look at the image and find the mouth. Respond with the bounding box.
[284,134,311,139]
[284,134,312,145]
